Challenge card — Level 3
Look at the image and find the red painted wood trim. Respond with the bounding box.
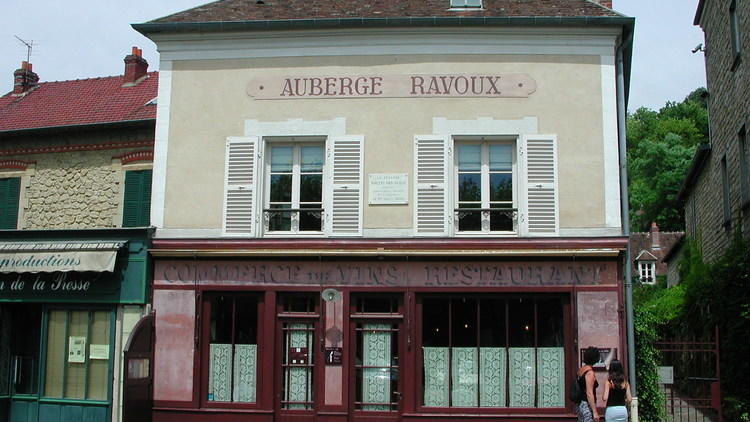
[0,159,34,170]
[0,139,154,156]
[152,237,628,251]
[115,149,154,164]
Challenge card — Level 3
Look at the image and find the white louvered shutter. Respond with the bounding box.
[414,135,450,236]
[326,135,363,236]
[522,134,558,236]
[222,136,259,236]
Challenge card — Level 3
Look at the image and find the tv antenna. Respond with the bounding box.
[14,36,34,63]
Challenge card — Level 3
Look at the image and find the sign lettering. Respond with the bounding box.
[155,260,617,288]
[248,73,537,100]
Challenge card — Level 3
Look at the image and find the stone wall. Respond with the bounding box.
[1,126,153,230]
[688,0,750,262]
[21,150,121,229]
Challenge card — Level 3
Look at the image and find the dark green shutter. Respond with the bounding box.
[122,170,152,227]
[0,177,21,229]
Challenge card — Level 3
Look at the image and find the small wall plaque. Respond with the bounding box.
[369,173,408,205]
[325,347,343,365]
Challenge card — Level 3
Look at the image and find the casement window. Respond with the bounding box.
[205,294,260,404]
[450,0,482,8]
[419,296,565,408]
[414,135,558,237]
[44,309,113,400]
[122,170,152,227]
[740,126,749,205]
[721,154,731,227]
[222,136,363,237]
[0,177,21,229]
[730,0,742,66]
[266,143,324,233]
[637,261,656,284]
[455,141,516,233]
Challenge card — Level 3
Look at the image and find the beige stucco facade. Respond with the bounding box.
[162,52,615,234]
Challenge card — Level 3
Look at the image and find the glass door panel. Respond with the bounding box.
[281,322,314,409]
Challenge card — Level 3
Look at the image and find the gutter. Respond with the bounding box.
[0,118,155,138]
[133,15,635,35]
[616,27,637,396]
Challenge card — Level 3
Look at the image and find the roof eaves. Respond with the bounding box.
[0,118,155,138]
[694,0,707,26]
[678,144,712,201]
[133,15,634,35]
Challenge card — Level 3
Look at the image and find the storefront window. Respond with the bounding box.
[44,309,112,400]
[208,295,258,403]
[421,296,564,408]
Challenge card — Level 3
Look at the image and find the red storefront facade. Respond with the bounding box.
[148,238,626,422]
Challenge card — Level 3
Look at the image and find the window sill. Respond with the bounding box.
[262,232,327,238]
[39,397,109,406]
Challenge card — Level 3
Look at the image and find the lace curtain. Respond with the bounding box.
[362,323,392,411]
[423,346,563,408]
[209,343,257,402]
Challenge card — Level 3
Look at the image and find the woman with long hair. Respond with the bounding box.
[577,346,600,422]
[602,359,633,422]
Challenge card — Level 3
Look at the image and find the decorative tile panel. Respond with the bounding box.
[423,347,449,407]
[451,347,478,406]
[362,323,391,411]
[537,347,564,407]
[479,347,506,407]
[209,343,232,402]
[508,347,535,407]
[234,344,257,403]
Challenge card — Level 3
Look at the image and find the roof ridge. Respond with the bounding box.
[32,71,159,85]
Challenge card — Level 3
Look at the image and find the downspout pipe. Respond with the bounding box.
[616,30,636,395]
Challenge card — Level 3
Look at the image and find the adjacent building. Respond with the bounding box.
[683,0,749,261]
[0,49,157,422]
[629,223,683,285]
[134,0,634,421]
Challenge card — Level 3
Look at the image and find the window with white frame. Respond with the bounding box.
[414,134,557,237]
[222,135,363,237]
[265,142,325,233]
[450,0,482,8]
[454,141,516,233]
[638,261,656,283]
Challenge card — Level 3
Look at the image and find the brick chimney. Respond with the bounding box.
[123,47,148,86]
[13,61,39,95]
[650,222,661,250]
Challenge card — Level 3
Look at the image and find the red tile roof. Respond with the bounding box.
[0,72,158,133]
[151,0,621,23]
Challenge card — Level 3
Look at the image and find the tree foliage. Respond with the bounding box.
[627,88,708,231]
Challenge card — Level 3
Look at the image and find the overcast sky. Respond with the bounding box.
[1,0,705,112]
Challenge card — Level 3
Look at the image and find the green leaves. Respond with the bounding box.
[627,88,709,232]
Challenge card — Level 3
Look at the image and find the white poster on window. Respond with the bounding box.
[89,344,110,360]
[368,173,408,205]
[68,336,86,363]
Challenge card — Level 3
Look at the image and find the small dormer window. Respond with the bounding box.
[637,261,656,284]
[450,0,482,8]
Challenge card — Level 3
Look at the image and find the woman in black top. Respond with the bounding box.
[602,360,633,422]
[577,347,600,422]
